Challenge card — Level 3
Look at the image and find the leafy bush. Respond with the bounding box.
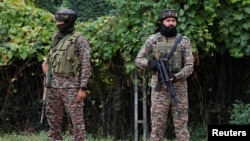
[189,125,207,141]
[60,0,114,22]
[0,1,55,66]
[229,100,250,125]
[34,0,113,22]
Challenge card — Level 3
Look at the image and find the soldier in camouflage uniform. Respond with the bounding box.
[42,9,91,141]
[135,9,194,141]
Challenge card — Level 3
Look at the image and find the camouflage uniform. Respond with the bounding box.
[135,33,194,141]
[46,34,91,141]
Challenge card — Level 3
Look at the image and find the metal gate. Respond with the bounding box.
[134,69,148,141]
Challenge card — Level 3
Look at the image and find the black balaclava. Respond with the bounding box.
[54,9,77,34]
[57,22,75,34]
[53,9,77,46]
[52,23,74,47]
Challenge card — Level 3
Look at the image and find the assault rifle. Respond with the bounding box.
[40,61,52,124]
[40,84,47,124]
[154,33,182,117]
[155,59,180,117]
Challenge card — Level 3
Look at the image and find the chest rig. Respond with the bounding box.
[153,33,183,73]
[49,32,81,77]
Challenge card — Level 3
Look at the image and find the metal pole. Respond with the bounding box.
[134,69,148,141]
[142,70,147,140]
[134,70,138,141]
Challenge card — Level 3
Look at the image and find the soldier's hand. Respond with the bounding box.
[77,89,87,101]
[148,59,158,71]
[169,73,177,82]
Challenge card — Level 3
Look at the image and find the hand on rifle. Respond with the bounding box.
[167,69,176,83]
[148,59,158,71]
[169,72,177,83]
[40,61,48,124]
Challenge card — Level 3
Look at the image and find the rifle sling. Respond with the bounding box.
[166,33,183,61]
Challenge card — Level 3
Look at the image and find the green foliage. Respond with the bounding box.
[188,125,207,141]
[77,0,250,74]
[1,0,249,68]
[0,127,209,141]
[34,0,113,22]
[33,0,62,13]
[0,129,208,141]
[0,1,55,66]
[0,130,118,141]
[1,0,250,137]
[229,100,250,125]
[79,0,162,73]
[214,1,250,58]
[176,0,250,58]
[61,0,113,22]
[2,0,249,67]
[0,131,48,141]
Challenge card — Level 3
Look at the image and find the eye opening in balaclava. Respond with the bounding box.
[56,21,75,34]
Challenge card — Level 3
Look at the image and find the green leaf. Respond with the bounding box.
[232,12,244,20]
[242,22,250,30]
[179,24,186,31]
[244,7,250,14]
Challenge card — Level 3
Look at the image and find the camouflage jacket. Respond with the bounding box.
[134,32,194,80]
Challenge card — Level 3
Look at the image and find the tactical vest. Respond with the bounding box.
[153,33,182,72]
[49,32,81,76]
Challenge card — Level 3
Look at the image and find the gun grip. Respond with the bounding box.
[155,81,162,91]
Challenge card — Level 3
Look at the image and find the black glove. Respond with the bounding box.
[169,73,177,82]
[148,59,158,71]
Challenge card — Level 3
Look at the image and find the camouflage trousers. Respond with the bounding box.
[150,76,190,141]
[46,87,86,141]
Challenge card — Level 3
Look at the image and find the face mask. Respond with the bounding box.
[56,22,74,33]
[160,23,177,37]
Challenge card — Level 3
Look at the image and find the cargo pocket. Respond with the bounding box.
[172,51,181,72]
[52,51,64,74]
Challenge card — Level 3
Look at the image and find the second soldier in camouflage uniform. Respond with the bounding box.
[42,9,91,141]
[135,9,194,141]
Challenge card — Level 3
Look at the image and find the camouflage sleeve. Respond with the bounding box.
[134,34,157,68]
[75,35,91,88]
[175,36,194,79]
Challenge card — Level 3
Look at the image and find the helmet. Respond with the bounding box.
[55,9,77,22]
[159,9,178,21]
